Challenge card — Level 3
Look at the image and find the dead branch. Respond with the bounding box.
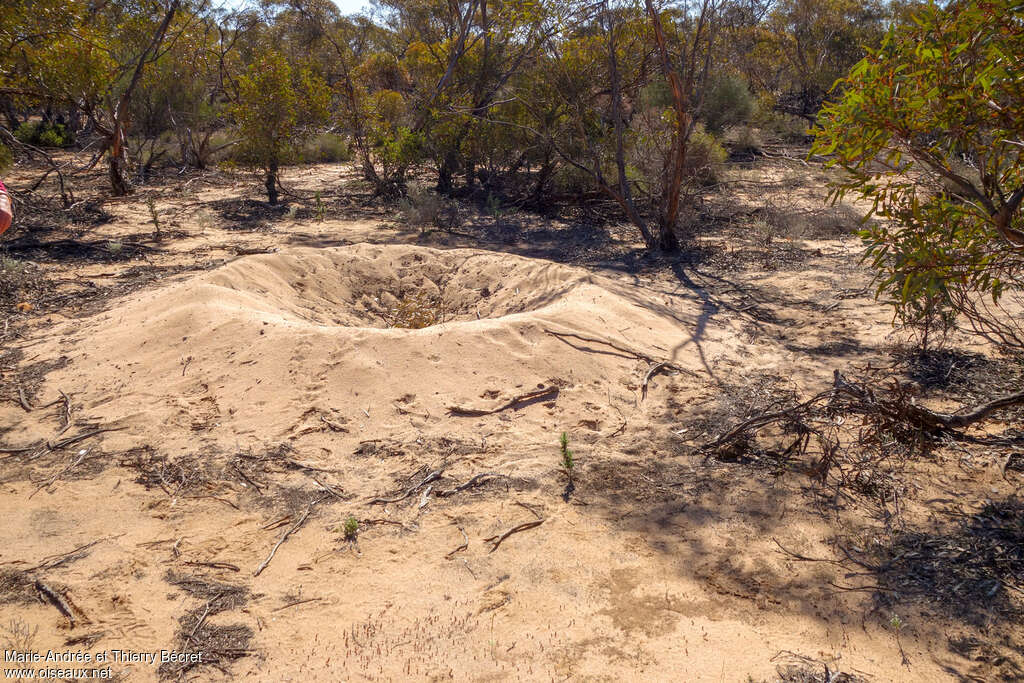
[484,519,543,553]
[271,597,322,612]
[905,389,1024,429]
[447,386,558,417]
[253,497,324,577]
[369,469,443,505]
[26,536,120,572]
[435,472,509,497]
[47,426,126,451]
[310,476,345,499]
[184,561,240,572]
[543,327,697,389]
[543,327,657,361]
[29,451,89,498]
[446,527,469,559]
[702,389,833,451]
[320,415,349,432]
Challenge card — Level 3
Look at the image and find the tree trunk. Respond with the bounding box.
[266,160,279,205]
[108,123,133,196]
[656,218,680,252]
[437,154,456,195]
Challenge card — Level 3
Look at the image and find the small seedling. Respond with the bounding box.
[559,432,574,482]
[485,192,502,222]
[342,516,359,541]
[888,613,904,631]
[314,191,326,222]
[146,196,161,240]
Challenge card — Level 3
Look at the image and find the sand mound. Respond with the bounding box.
[175,243,589,328]
[25,243,753,453]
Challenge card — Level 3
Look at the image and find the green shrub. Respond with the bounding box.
[685,125,726,186]
[14,121,74,147]
[300,133,351,163]
[728,126,763,157]
[0,144,12,173]
[398,187,445,229]
[700,74,756,134]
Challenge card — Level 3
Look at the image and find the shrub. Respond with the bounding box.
[300,133,351,163]
[685,125,726,186]
[700,74,756,134]
[728,126,763,157]
[813,0,1024,352]
[398,187,444,229]
[0,144,12,173]
[342,516,359,541]
[14,121,74,147]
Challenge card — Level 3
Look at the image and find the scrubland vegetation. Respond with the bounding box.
[1,1,1022,681]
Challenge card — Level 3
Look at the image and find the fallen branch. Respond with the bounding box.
[447,386,558,417]
[29,451,89,499]
[271,597,322,612]
[543,327,697,388]
[26,536,119,572]
[484,519,543,553]
[320,415,349,433]
[310,476,345,499]
[435,473,509,497]
[701,389,833,452]
[48,426,126,451]
[183,561,240,572]
[369,469,442,505]
[446,527,469,559]
[906,389,1024,429]
[253,498,324,577]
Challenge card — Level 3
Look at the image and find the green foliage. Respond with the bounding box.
[559,432,574,481]
[686,126,727,186]
[146,196,162,240]
[701,74,756,134]
[300,133,351,163]
[813,0,1024,350]
[14,121,74,147]
[0,144,12,174]
[342,516,359,541]
[233,51,331,203]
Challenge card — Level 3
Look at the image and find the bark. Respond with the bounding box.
[266,160,279,205]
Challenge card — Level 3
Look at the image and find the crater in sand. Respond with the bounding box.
[195,244,589,330]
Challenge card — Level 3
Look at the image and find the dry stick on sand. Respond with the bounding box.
[446,527,470,559]
[542,327,696,400]
[29,450,89,499]
[320,415,349,432]
[703,370,1024,453]
[435,472,509,498]
[184,561,240,572]
[26,536,121,572]
[47,426,126,452]
[484,519,543,553]
[446,386,558,417]
[369,469,443,505]
[253,497,325,577]
[271,597,322,612]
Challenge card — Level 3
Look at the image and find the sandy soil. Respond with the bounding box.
[0,159,1021,682]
